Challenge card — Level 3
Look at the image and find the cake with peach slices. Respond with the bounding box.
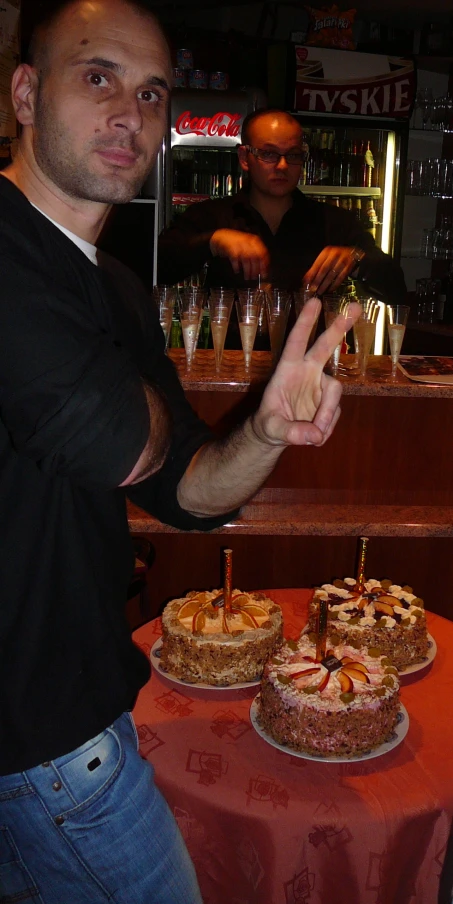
[160,589,283,685]
[257,633,400,757]
[307,578,429,672]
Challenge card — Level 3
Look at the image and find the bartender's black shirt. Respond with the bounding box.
[158,188,407,304]
[0,177,231,774]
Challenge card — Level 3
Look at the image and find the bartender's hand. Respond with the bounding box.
[251,297,361,447]
[209,229,269,281]
[304,245,363,296]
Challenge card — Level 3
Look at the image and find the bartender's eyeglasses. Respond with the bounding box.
[243,145,308,165]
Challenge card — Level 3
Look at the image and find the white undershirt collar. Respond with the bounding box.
[30,203,98,266]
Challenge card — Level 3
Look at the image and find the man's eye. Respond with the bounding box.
[88,72,109,87]
[138,89,159,104]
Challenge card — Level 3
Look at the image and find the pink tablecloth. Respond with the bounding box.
[132,589,453,904]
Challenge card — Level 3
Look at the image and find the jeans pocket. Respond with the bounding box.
[56,726,124,816]
[0,827,44,903]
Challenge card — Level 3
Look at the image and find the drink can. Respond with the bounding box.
[176,48,193,70]
[189,69,208,89]
[173,68,187,88]
[209,71,229,90]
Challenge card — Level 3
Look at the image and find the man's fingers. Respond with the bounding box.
[312,375,342,436]
[306,301,361,367]
[279,296,321,364]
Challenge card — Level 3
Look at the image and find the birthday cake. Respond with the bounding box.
[160,589,283,685]
[307,578,429,672]
[257,633,400,758]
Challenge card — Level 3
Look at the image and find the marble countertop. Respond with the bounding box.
[127,495,453,538]
[168,350,453,398]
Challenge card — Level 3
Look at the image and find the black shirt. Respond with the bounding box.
[0,177,231,774]
[157,189,407,304]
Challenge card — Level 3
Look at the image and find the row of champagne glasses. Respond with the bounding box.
[324,296,409,380]
[153,286,320,373]
[153,286,409,380]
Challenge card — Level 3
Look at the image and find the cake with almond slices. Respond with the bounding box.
[307,578,429,672]
[160,589,283,685]
[257,633,400,758]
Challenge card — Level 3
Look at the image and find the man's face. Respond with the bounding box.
[241,114,304,199]
[31,0,171,204]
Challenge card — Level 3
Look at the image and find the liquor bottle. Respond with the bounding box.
[318,131,332,184]
[307,129,321,185]
[350,139,359,186]
[354,197,363,223]
[341,139,353,186]
[372,133,384,188]
[332,140,343,186]
[361,140,375,188]
[365,200,378,239]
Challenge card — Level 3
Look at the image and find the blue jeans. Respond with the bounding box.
[0,712,203,904]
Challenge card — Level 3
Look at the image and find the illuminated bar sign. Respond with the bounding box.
[294,46,415,119]
[175,111,242,138]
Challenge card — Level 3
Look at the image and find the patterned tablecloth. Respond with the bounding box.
[132,589,453,904]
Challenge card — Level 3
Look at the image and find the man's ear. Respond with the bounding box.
[237,145,249,174]
[11,64,39,126]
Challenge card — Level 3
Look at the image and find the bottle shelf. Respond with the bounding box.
[409,129,453,135]
[298,185,381,198]
[404,194,453,200]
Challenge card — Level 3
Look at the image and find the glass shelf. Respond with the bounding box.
[405,194,453,199]
[298,185,381,198]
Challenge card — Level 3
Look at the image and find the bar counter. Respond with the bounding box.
[128,351,453,620]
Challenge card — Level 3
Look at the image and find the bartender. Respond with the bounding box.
[157,108,407,303]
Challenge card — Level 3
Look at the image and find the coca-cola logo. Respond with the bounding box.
[175,110,242,138]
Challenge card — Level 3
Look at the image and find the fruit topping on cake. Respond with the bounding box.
[176,590,275,636]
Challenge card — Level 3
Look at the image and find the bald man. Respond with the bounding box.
[158,108,407,304]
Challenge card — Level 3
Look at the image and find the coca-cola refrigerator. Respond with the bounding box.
[145,88,264,233]
[268,44,416,350]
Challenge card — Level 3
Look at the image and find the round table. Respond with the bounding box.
[132,589,453,904]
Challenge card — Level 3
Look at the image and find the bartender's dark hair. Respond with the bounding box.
[26,0,165,74]
[241,108,303,146]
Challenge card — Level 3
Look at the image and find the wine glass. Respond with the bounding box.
[178,288,204,372]
[236,289,263,372]
[293,284,320,349]
[208,288,234,373]
[386,305,410,379]
[265,289,292,364]
[417,87,433,130]
[353,297,380,380]
[322,296,349,376]
[153,285,176,351]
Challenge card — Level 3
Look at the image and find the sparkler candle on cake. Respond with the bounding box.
[224,548,232,614]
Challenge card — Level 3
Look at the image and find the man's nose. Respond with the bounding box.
[108,93,143,134]
[275,154,288,170]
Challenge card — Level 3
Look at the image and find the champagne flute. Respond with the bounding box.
[293,283,320,349]
[353,297,379,380]
[322,295,349,376]
[152,285,176,351]
[386,304,410,379]
[179,288,204,372]
[236,289,263,372]
[265,289,292,365]
[208,289,234,373]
